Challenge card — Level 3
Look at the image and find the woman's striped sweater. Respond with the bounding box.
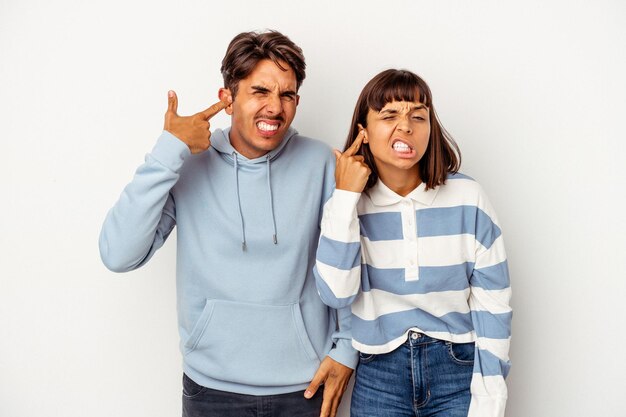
[314,173,512,417]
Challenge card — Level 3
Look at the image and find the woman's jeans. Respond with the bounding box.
[351,332,474,417]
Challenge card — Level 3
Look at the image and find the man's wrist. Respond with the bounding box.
[150,131,192,172]
[327,341,358,370]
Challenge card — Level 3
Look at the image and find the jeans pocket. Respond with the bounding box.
[182,373,207,399]
[446,341,475,365]
[358,352,377,364]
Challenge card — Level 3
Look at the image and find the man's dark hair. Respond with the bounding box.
[221,30,306,98]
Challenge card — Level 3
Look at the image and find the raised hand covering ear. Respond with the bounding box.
[218,88,234,115]
[163,90,230,154]
[334,129,371,193]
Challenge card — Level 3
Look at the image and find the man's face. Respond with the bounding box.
[221,59,299,159]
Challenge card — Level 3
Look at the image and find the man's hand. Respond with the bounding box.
[163,90,229,154]
[334,129,371,193]
[304,356,353,417]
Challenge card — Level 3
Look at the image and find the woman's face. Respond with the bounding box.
[364,99,431,179]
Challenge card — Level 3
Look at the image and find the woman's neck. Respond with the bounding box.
[378,166,421,197]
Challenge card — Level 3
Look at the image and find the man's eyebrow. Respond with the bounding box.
[251,86,297,96]
[251,85,271,93]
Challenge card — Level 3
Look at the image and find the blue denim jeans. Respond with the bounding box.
[351,332,473,417]
[182,373,323,417]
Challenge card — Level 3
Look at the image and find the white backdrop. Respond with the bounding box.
[2,1,625,416]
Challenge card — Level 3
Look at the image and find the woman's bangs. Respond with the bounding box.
[367,75,429,111]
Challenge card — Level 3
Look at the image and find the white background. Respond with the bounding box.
[1,1,625,416]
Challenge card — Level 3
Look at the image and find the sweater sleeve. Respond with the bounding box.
[326,304,359,369]
[98,131,191,272]
[467,189,512,417]
[313,189,363,309]
[311,156,358,369]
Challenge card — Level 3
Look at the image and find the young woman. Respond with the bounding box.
[314,69,511,417]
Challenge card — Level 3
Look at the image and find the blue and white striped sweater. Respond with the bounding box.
[314,173,511,417]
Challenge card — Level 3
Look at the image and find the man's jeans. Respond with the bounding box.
[182,373,323,417]
[351,332,473,417]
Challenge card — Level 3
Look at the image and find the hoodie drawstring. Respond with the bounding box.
[266,155,278,244]
[232,152,278,251]
[233,153,247,251]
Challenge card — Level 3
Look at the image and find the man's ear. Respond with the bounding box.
[218,88,234,115]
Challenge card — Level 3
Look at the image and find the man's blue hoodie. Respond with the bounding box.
[99,128,357,395]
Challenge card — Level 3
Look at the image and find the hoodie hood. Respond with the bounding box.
[210,127,299,250]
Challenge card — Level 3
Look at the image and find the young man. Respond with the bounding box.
[99,31,356,417]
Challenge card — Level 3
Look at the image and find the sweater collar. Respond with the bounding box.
[368,179,439,207]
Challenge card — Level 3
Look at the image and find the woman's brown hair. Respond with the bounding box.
[345,69,461,190]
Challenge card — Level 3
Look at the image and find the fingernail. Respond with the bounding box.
[168,90,174,97]
[304,390,312,398]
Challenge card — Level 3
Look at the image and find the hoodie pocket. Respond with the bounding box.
[183,299,321,387]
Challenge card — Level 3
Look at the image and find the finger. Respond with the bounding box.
[199,99,229,120]
[304,380,321,399]
[352,155,365,162]
[319,386,338,417]
[323,380,341,417]
[329,398,340,417]
[304,370,325,399]
[167,90,178,114]
[333,149,342,162]
[319,395,331,417]
[343,130,365,157]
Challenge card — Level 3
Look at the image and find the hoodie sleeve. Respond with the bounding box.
[327,304,358,369]
[99,131,191,272]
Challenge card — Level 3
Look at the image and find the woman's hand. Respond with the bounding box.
[334,130,371,193]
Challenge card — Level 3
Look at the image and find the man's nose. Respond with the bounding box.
[265,93,283,114]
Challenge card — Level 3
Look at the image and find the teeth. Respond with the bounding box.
[257,122,279,132]
[393,142,411,152]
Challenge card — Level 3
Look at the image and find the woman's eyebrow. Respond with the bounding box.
[380,104,427,114]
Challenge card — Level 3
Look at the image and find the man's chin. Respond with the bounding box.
[256,132,287,148]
